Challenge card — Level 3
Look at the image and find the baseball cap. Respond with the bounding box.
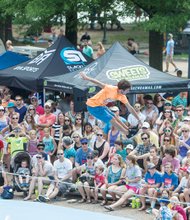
[110,106,119,112]
[44,102,51,107]
[164,101,172,106]
[180,167,188,172]
[7,102,15,108]
[159,197,170,205]
[62,136,73,146]
[126,144,134,150]
[147,163,156,170]
[80,137,88,144]
[142,122,150,129]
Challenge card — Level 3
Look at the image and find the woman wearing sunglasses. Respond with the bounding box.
[93,129,109,163]
[177,124,190,161]
[27,104,39,124]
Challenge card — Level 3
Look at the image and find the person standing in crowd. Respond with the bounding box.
[164,33,178,73]
[127,38,139,55]
[96,42,105,58]
[30,96,44,115]
[65,100,77,124]
[6,40,14,51]
[80,32,91,45]
[37,102,56,141]
[172,92,187,109]
[14,95,27,123]
[82,40,94,58]
[80,72,141,135]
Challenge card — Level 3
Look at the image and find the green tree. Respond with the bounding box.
[126,0,190,70]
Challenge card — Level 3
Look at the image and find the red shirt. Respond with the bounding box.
[94,174,105,186]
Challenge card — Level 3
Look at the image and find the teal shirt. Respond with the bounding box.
[43,137,54,153]
[172,94,187,107]
[83,46,93,58]
[64,147,76,159]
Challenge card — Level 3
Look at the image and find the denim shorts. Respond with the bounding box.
[87,106,115,123]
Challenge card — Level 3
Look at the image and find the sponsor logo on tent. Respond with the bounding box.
[60,47,87,64]
[106,65,150,81]
[60,47,87,72]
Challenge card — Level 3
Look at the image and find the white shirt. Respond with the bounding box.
[53,158,72,179]
[128,112,146,127]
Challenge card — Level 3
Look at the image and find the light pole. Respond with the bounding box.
[183,20,190,104]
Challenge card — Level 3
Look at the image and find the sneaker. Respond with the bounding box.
[38,195,50,203]
[174,68,179,72]
[146,208,152,214]
[164,70,168,73]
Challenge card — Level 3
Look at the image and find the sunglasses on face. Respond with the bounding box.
[38,148,44,150]
[81,142,88,145]
[45,106,51,109]
[57,153,63,156]
[36,156,42,159]
[76,118,81,121]
[0,110,4,112]
[12,117,18,120]
[65,119,70,122]
[73,136,79,138]
[141,137,148,140]
[182,130,189,133]
[87,156,93,159]
[134,105,140,108]
[97,134,103,137]
[15,99,21,101]
[29,108,35,110]
[164,129,171,132]
[164,139,170,142]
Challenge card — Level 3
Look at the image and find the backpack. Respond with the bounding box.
[1,186,14,199]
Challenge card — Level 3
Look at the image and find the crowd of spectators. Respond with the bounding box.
[0,87,190,219]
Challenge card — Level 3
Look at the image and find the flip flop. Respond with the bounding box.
[104,206,114,211]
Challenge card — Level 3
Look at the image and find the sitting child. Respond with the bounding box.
[91,165,105,204]
[16,159,30,188]
[152,197,172,220]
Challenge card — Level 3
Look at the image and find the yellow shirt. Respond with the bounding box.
[134,131,159,148]
[86,85,128,107]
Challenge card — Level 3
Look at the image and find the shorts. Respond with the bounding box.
[87,106,115,123]
[126,184,139,194]
[58,179,72,194]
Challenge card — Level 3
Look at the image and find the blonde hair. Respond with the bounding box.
[97,42,104,50]
[113,154,126,168]
[44,127,50,133]
[181,124,190,131]
[29,130,36,136]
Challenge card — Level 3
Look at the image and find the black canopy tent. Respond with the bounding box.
[45,42,190,93]
[0,36,93,92]
[44,42,190,111]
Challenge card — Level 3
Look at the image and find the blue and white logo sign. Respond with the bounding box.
[60,47,87,65]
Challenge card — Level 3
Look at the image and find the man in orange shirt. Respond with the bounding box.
[80,72,141,135]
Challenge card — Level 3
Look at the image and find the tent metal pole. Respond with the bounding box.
[43,87,46,107]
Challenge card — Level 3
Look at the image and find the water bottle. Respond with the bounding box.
[131,196,136,208]
[135,198,141,209]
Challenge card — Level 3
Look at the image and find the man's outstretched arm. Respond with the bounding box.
[80,72,105,89]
